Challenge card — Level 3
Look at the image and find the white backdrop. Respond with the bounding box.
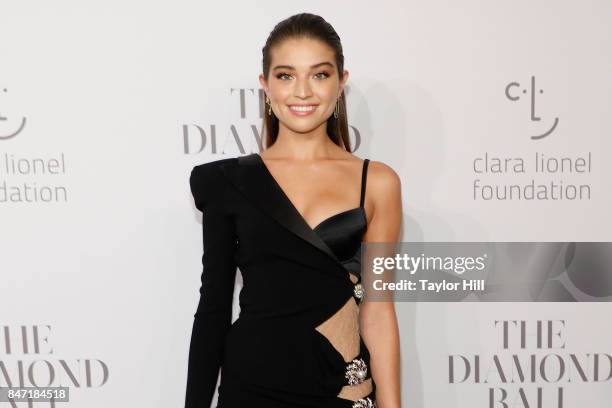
[1,1,611,407]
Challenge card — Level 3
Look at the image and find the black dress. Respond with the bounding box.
[185,153,376,408]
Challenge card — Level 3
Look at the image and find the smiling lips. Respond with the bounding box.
[288,104,318,116]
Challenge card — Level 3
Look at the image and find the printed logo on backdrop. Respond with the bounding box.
[505,75,559,140]
[0,86,70,205]
[181,88,362,155]
[0,324,109,404]
[472,76,593,202]
[449,319,612,408]
[0,88,26,140]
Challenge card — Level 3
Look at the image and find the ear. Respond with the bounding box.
[339,69,349,96]
[259,73,268,94]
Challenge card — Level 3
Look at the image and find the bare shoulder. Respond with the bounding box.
[362,159,402,241]
[366,159,402,196]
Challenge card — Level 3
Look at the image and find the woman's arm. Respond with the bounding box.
[185,164,238,408]
[360,161,402,408]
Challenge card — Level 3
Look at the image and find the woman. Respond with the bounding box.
[185,13,402,408]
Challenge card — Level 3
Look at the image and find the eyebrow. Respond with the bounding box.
[272,61,335,71]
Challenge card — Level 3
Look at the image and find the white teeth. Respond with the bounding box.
[289,105,316,112]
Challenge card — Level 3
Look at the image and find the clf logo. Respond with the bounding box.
[505,76,559,140]
[0,87,27,140]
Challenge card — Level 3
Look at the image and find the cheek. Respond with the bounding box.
[271,89,291,103]
[316,91,336,111]
[319,88,338,102]
[268,81,291,98]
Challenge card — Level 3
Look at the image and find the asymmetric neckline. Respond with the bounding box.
[254,153,366,233]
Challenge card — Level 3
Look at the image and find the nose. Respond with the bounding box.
[294,77,313,98]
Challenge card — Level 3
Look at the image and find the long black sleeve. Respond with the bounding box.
[185,164,238,408]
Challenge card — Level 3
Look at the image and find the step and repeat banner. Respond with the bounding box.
[1,1,610,407]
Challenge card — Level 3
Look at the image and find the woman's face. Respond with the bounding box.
[259,36,349,134]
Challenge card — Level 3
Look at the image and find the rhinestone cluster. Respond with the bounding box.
[353,283,365,300]
[345,357,368,385]
[352,396,376,408]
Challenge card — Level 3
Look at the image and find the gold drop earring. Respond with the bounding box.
[265,95,272,116]
[334,95,340,119]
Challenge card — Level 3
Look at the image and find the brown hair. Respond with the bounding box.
[261,13,351,151]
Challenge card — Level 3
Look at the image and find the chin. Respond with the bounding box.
[284,119,327,133]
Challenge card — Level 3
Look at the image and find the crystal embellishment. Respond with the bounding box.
[353,283,365,300]
[345,357,368,385]
[352,397,376,408]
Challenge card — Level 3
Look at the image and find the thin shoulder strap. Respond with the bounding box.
[359,159,370,208]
